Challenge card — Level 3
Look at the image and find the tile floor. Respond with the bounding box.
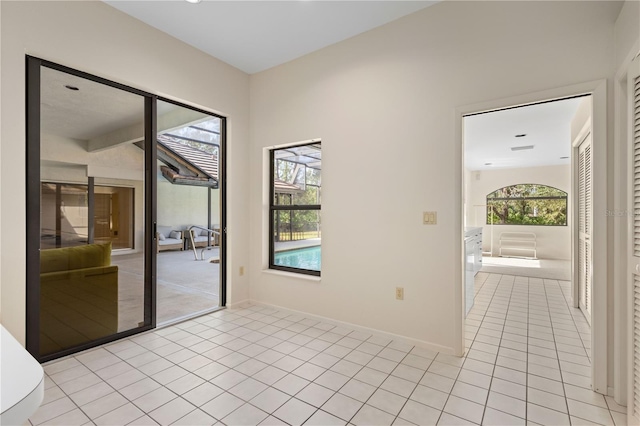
[29,272,627,426]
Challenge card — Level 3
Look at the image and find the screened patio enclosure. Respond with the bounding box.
[154,109,223,324]
[271,143,322,274]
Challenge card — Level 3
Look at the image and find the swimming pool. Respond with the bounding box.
[274,246,321,271]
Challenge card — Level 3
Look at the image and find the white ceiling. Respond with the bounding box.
[464,97,586,171]
[41,67,146,140]
[42,67,178,141]
[105,1,437,74]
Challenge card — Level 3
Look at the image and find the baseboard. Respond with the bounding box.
[234,300,456,356]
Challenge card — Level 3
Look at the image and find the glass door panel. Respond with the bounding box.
[155,100,222,324]
[37,65,148,358]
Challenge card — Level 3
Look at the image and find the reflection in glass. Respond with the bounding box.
[39,66,145,357]
[41,183,88,249]
[94,186,134,249]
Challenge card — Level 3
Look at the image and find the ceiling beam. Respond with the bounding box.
[87,108,210,152]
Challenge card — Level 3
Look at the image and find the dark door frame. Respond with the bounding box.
[25,56,227,362]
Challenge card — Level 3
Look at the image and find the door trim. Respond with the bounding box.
[456,80,608,395]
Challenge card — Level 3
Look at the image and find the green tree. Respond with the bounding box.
[487,184,567,226]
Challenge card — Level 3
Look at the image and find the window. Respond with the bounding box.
[270,142,321,276]
[487,184,567,226]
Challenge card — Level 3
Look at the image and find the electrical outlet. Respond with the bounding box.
[239,266,244,276]
[395,287,404,300]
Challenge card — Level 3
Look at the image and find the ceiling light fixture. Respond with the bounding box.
[515,134,527,138]
[185,0,201,3]
[511,145,534,151]
[64,85,79,91]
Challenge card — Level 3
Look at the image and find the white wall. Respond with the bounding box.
[157,173,221,230]
[249,1,620,352]
[0,1,251,344]
[466,165,571,260]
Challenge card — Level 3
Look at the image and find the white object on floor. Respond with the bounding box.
[498,232,537,259]
[481,256,570,280]
[0,325,44,425]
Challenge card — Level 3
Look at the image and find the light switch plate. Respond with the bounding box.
[423,211,437,225]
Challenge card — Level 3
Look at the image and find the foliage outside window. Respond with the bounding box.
[270,142,321,276]
[487,184,567,226]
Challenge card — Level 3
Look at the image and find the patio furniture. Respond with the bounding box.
[156,226,183,252]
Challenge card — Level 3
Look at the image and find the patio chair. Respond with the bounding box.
[156,226,184,252]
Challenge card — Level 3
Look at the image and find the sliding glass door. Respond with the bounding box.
[27,58,155,361]
[26,57,226,362]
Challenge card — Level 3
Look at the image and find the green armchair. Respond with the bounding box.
[39,242,118,356]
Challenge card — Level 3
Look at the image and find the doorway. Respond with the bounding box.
[463,97,589,280]
[462,95,595,389]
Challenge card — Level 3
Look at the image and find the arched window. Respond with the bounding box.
[487,184,567,226]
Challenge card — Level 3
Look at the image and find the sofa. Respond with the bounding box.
[187,225,220,249]
[39,242,118,356]
[156,226,183,252]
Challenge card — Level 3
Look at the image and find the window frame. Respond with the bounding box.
[269,142,321,277]
[486,183,568,226]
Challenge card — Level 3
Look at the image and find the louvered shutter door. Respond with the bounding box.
[579,147,587,312]
[631,60,640,424]
[578,135,592,324]
[635,76,640,257]
[585,142,592,318]
[635,276,640,420]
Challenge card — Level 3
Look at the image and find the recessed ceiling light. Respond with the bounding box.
[515,134,527,138]
[64,85,79,91]
[511,145,534,151]
[185,0,201,3]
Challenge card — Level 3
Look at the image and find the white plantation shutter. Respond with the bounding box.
[635,76,640,257]
[585,142,592,316]
[629,56,640,425]
[586,239,591,315]
[578,134,592,324]
[635,275,640,420]
[579,148,586,233]
[585,143,591,235]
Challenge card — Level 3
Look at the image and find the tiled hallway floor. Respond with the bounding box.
[30,273,627,426]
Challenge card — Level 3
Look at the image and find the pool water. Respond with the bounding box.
[274,246,321,271]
